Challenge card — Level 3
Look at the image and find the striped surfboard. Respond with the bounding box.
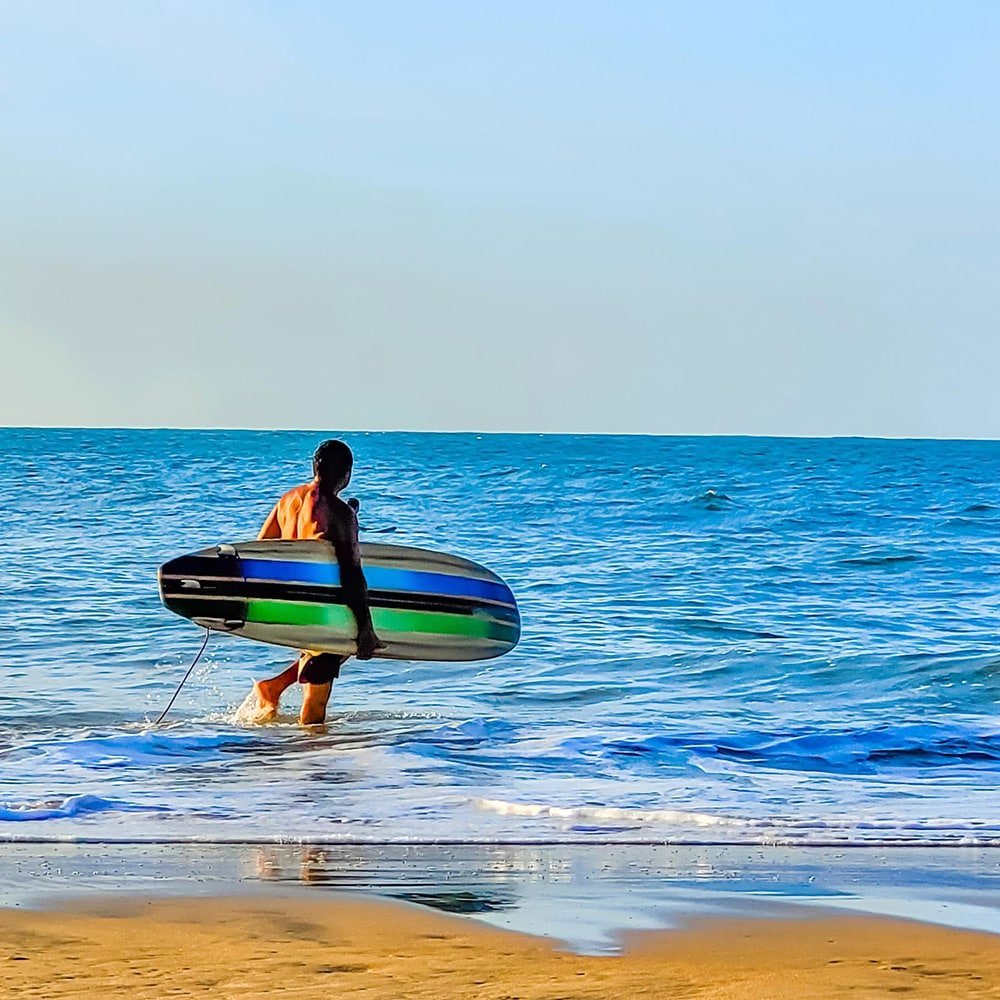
[158,540,520,661]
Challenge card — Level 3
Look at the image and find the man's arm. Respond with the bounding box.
[257,503,282,540]
[330,501,380,659]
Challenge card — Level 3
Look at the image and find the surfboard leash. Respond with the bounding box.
[153,627,211,726]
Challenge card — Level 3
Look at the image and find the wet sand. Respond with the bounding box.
[1,894,997,999]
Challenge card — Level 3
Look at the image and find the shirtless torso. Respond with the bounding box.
[259,481,343,541]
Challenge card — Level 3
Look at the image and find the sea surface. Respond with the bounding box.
[1,430,998,847]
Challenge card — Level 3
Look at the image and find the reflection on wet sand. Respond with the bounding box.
[251,846,519,913]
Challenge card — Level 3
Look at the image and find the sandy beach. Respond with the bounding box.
[1,894,997,999]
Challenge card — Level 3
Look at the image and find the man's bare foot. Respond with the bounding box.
[252,679,282,721]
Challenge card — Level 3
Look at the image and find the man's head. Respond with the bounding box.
[313,439,353,493]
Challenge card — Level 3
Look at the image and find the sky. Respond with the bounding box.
[1,1,998,436]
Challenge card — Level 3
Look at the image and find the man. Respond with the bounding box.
[251,439,382,724]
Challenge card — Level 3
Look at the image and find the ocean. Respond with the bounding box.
[2,429,998,847]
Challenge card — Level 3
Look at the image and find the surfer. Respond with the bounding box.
[250,439,382,724]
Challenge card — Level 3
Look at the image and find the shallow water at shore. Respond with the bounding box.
[2,843,999,952]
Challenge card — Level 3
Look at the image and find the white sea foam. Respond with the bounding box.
[471,798,1000,841]
[473,798,748,827]
[228,689,303,727]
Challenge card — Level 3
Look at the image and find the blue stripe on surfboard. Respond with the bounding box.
[240,558,515,607]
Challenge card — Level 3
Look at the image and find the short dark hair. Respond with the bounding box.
[313,439,353,485]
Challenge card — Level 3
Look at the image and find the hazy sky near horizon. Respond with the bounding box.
[1,2,998,436]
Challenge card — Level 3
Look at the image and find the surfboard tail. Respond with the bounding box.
[158,547,248,633]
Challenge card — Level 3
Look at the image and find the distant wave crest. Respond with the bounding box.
[688,489,735,511]
[839,552,922,567]
[963,503,996,514]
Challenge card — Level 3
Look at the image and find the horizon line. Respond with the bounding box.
[2,424,998,444]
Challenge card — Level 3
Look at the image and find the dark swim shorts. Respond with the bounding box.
[297,652,346,685]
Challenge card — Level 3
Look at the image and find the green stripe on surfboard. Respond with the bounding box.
[246,599,518,643]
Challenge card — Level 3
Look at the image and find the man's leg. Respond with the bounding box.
[252,661,299,719]
[300,681,334,725]
[297,654,347,725]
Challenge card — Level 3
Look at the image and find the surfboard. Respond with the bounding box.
[158,540,520,661]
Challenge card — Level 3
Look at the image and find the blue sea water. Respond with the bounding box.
[1,429,998,846]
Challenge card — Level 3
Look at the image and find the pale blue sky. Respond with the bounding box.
[1,1,997,435]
